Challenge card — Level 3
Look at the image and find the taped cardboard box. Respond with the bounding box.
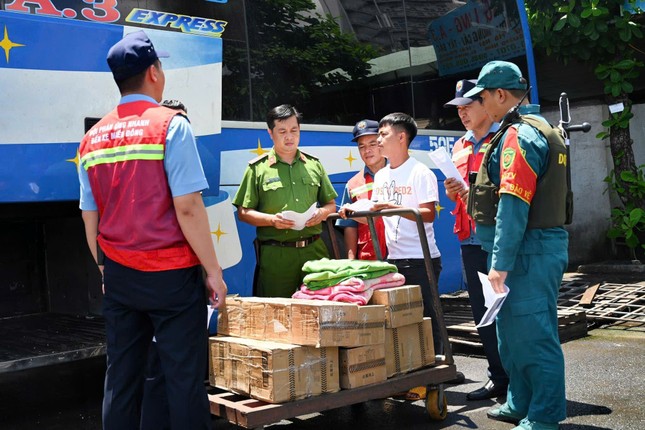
[209,336,340,404]
[209,336,251,395]
[369,285,424,328]
[289,299,359,347]
[216,295,244,336]
[218,297,362,347]
[244,296,296,339]
[263,297,291,342]
[356,305,386,345]
[385,317,435,377]
[339,344,387,389]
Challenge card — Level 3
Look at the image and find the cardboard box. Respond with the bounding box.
[385,317,435,377]
[339,344,387,389]
[209,336,251,395]
[289,299,359,347]
[355,305,386,345]
[263,297,295,342]
[209,336,340,403]
[217,297,362,347]
[370,285,424,328]
[216,295,245,336]
[239,297,269,339]
[291,344,340,398]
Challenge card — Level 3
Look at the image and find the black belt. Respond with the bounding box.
[261,235,320,248]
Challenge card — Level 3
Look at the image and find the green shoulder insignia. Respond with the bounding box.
[299,151,319,162]
[248,153,269,165]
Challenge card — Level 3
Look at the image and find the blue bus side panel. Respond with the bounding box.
[214,127,464,296]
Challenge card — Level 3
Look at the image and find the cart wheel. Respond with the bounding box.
[425,387,448,421]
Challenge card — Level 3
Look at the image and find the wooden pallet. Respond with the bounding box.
[443,306,587,350]
[209,363,456,429]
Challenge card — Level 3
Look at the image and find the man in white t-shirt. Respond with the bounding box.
[340,112,463,399]
[369,113,443,353]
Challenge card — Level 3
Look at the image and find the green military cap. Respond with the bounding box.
[463,60,527,98]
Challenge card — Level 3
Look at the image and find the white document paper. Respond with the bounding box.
[280,202,318,231]
[345,198,374,212]
[207,305,215,327]
[428,147,467,188]
[475,271,509,328]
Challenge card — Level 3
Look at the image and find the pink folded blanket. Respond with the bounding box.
[364,272,406,290]
[293,288,373,305]
[291,272,406,305]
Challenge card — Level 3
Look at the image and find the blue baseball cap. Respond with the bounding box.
[464,61,528,98]
[444,79,478,107]
[352,119,379,142]
[107,30,169,81]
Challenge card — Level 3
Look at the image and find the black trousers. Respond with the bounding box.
[387,257,443,354]
[102,258,211,430]
[461,245,508,384]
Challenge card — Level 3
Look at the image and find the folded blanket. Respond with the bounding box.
[363,272,406,290]
[292,286,372,305]
[291,272,406,305]
[298,277,367,296]
[302,258,398,290]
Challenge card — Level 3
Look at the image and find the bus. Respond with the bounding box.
[0,0,532,372]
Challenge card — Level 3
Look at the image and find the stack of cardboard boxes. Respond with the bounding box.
[210,285,435,403]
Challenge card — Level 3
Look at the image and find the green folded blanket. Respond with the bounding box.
[302,258,398,290]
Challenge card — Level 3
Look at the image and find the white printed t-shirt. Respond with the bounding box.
[371,157,441,259]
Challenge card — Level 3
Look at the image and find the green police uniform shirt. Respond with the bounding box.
[233,148,338,242]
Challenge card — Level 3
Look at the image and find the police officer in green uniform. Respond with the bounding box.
[464,61,569,430]
[233,104,337,298]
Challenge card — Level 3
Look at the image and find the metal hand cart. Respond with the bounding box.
[208,208,457,428]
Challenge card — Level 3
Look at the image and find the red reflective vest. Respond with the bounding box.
[346,169,387,260]
[79,100,200,271]
[450,135,490,241]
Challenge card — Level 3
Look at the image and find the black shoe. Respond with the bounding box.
[467,379,508,401]
[445,371,465,385]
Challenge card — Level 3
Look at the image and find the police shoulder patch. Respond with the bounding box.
[248,153,269,165]
[300,151,319,162]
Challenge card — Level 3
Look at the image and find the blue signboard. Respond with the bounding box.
[428,0,526,76]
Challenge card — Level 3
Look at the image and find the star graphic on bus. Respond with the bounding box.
[66,150,80,171]
[211,222,226,243]
[0,25,25,63]
[250,138,267,156]
[345,150,356,168]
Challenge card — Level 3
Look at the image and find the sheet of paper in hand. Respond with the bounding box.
[280,202,318,230]
[475,271,509,328]
[346,199,374,212]
[428,147,467,188]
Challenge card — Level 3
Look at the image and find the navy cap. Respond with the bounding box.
[444,79,478,107]
[352,119,379,142]
[107,30,169,81]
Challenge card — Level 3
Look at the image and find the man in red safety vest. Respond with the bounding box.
[444,79,508,401]
[78,30,226,430]
[336,119,388,260]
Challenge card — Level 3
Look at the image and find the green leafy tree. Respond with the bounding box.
[222,0,378,121]
[525,0,645,257]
